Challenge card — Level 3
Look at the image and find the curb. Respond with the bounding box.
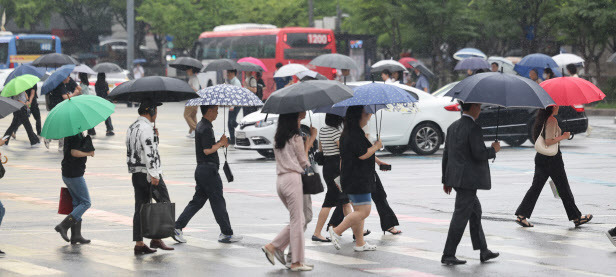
[585,108,616,116]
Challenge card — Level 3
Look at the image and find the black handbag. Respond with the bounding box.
[302,155,324,194]
[313,151,324,166]
[0,161,5,179]
[140,181,175,239]
[222,148,234,182]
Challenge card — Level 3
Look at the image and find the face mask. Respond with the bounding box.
[543,74,548,80]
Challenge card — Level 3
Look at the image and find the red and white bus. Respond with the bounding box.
[193,24,336,98]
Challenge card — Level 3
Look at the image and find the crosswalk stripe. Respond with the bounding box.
[378,246,469,262]
[196,251,266,268]
[0,259,64,276]
[510,259,613,277]
[362,267,444,277]
[461,244,566,258]
[550,239,616,252]
[0,244,48,257]
[522,227,595,239]
[182,237,244,250]
[84,253,137,271]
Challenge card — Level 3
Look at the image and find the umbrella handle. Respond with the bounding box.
[1,153,7,164]
[568,133,574,140]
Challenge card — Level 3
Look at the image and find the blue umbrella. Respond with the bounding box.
[4,64,46,85]
[133,59,147,64]
[444,72,555,142]
[514,53,562,78]
[313,104,384,116]
[453,48,487,60]
[185,84,263,107]
[454,57,490,71]
[41,64,76,95]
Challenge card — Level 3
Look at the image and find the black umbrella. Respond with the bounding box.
[31,53,79,68]
[107,76,199,102]
[92,62,123,73]
[309,53,358,70]
[0,97,24,119]
[408,61,435,79]
[444,72,555,145]
[238,62,264,72]
[169,57,203,71]
[201,59,242,72]
[262,80,353,114]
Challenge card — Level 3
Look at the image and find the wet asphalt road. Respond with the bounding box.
[0,103,615,277]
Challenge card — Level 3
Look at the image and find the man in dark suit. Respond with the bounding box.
[441,102,501,265]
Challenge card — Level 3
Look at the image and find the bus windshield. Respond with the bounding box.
[197,35,276,60]
[0,43,8,64]
[282,32,333,60]
[15,38,56,55]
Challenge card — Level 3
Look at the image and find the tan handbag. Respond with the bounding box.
[534,124,558,156]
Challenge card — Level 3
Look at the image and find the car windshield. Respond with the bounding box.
[432,82,458,97]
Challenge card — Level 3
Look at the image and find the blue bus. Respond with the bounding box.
[0,34,62,69]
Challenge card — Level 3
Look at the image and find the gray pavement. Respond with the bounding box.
[0,103,615,277]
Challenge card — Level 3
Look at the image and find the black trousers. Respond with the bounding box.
[443,188,487,256]
[328,173,399,231]
[4,107,39,145]
[175,164,233,235]
[30,101,41,135]
[321,156,348,227]
[515,152,581,220]
[228,108,240,143]
[132,173,171,241]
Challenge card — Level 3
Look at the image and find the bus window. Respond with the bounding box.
[285,33,329,48]
[15,38,56,55]
[261,35,276,58]
[0,43,8,64]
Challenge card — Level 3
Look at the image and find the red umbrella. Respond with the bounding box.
[398,57,417,69]
[237,57,268,72]
[540,77,605,106]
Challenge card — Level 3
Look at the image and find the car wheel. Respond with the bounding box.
[385,146,409,155]
[410,122,442,155]
[257,150,275,159]
[504,137,527,147]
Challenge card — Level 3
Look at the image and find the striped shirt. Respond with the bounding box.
[319,125,342,156]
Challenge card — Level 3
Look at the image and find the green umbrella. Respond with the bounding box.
[41,95,115,139]
[1,74,40,98]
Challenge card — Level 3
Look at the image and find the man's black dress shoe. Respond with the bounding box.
[441,255,467,265]
[480,249,500,263]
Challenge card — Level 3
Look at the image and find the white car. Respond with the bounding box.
[235,82,461,157]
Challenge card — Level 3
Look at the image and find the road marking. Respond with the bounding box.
[85,253,137,271]
[378,246,445,262]
[181,237,244,250]
[550,239,616,252]
[0,259,64,276]
[522,227,595,239]
[461,244,566,258]
[196,251,266,268]
[0,244,48,257]
[362,268,444,277]
[304,249,379,265]
[510,259,613,277]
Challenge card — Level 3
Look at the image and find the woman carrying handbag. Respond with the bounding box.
[514,106,592,227]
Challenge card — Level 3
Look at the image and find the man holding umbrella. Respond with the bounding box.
[441,102,500,265]
[1,75,41,147]
[126,99,175,254]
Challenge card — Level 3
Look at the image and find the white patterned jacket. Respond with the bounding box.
[126,116,162,177]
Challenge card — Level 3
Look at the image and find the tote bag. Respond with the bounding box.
[140,181,175,239]
[58,187,73,215]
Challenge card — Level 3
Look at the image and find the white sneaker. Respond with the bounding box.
[353,242,377,252]
[218,233,243,243]
[329,228,341,250]
[188,131,195,138]
[173,229,187,243]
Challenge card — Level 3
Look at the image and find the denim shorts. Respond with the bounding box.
[347,193,372,206]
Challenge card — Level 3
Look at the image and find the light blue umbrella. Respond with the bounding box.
[4,64,46,85]
[41,64,76,95]
[454,57,490,71]
[453,48,487,60]
[514,53,562,78]
[313,105,383,116]
[185,84,263,107]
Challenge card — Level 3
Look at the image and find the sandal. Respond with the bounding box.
[515,215,534,228]
[353,229,371,241]
[385,227,402,235]
[311,235,331,242]
[574,214,593,227]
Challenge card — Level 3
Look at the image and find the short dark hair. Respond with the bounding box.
[382,69,391,76]
[544,67,555,79]
[459,101,474,112]
[228,69,237,75]
[325,113,343,128]
[138,105,156,116]
[200,105,216,115]
[276,62,283,69]
[491,62,499,67]
[566,64,577,75]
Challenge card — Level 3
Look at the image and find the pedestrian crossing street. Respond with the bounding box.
[0,216,615,276]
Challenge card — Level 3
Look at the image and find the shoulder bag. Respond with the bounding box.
[534,124,558,156]
[302,155,324,194]
[140,180,175,239]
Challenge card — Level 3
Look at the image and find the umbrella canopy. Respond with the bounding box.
[41,95,115,139]
[185,84,263,107]
[92,62,123,73]
[238,62,264,72]
[202,59,242,72]
[237,57,268,72]
[0,97,24,119]
[107,76,198,102]
[454,57,491,71]
[398,57,418,69]
[371,60,407,72]
[487,56,516,74]
[540,77,605,106]
[444,72,555,108]
[333,83,416,108]
[273,63,309,77]
[169,57,203,71]
[313,104,383,117]
[1,74,40,98]
[552,53,584,67]
[297,70,327,81]
[4,64,46,85]
[31,53,79,68]
[41,64,76,95]
[408,60,435,79]
[453,48,487,60]
[309,53,358,70]
[607,52,616,63]
[262,80,353,114]
[514,53,562,78]
[73,64,97,75]
[133,59,147,64]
